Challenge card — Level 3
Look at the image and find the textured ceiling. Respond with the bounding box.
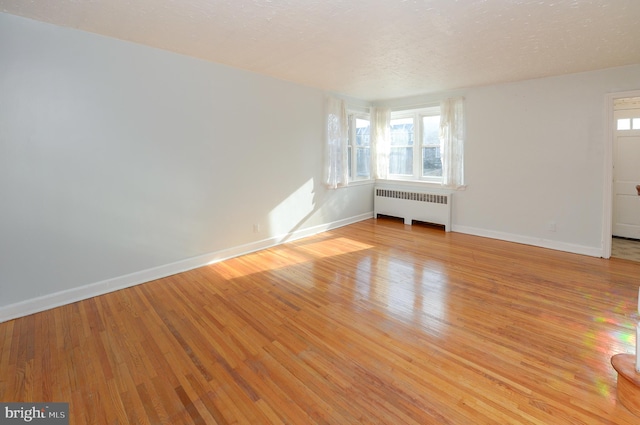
[1,0,639,101]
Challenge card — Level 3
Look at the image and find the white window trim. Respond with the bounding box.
[347,111,373,183]
[341,100,465,190]
[388,106,442,183]
[374,178,456,195]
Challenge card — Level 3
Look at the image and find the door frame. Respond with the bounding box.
[602,89,640,259]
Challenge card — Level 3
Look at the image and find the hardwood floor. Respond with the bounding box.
[2,218,640,424]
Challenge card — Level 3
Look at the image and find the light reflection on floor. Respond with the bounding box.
[352,253,448,335]
[191,218,640,419]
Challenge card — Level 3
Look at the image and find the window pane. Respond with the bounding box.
[618,118,631,130]
[422,115,440,145]
[422,147,442,177]
[390,147,413,175]
[633,118,640,130]
[351,118,370,180]
[356,147,370,178]
[355,119,370,147]
[390,118,414,146]
[347,117,352,179]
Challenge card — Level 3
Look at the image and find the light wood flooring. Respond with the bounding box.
[2,218,640,424]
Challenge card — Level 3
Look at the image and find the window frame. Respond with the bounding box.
[388,106,442,183]
[347,111,372,183]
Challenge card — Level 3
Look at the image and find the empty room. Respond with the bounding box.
[2,1,640,423]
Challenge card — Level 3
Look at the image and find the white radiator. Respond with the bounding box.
[374,186,452,231]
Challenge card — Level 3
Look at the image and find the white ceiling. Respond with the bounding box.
[1,0,639,101]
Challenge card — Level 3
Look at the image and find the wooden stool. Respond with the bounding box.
[611,354,640,416]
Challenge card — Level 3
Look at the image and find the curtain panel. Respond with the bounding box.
[440,97,465,188]
[324,97,348,189]
[371,107,391,180]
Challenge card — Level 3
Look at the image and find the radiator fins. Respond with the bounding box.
[375,189,448,205]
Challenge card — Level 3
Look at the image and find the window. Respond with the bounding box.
[422,115,441,177]
[333,99,463,188]
[389,117,414,175]
[347,113,371,181]
[388,107,441,182]
[617,117,640,130]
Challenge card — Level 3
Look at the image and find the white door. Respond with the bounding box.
[613,106,640,239]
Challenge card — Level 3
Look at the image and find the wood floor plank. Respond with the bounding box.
[2,218,640,424]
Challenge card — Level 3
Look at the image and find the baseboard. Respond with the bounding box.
[0,213,373,323]
[452,225,603,258]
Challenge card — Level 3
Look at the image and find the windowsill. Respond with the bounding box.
[345,178,467,192]
[347,179,375,187]
[374,178,467,192]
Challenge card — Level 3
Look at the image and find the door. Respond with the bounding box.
[613,102,640,239]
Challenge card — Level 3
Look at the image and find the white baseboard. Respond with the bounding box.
[0,213,373,323]
[452,225,603,258]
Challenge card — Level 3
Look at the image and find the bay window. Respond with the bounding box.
[326,97,464,189]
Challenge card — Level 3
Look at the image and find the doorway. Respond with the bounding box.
[605,91,640,261]
[611,237,640,261]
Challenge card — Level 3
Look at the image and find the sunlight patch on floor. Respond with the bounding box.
[211,237,374,279]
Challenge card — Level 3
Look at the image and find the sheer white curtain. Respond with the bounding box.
[440,97,465,188]
[324,97,348,189]
[371,107,391,180]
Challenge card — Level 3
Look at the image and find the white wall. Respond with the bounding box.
[456,66,640,254]
[0,13,373,319]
